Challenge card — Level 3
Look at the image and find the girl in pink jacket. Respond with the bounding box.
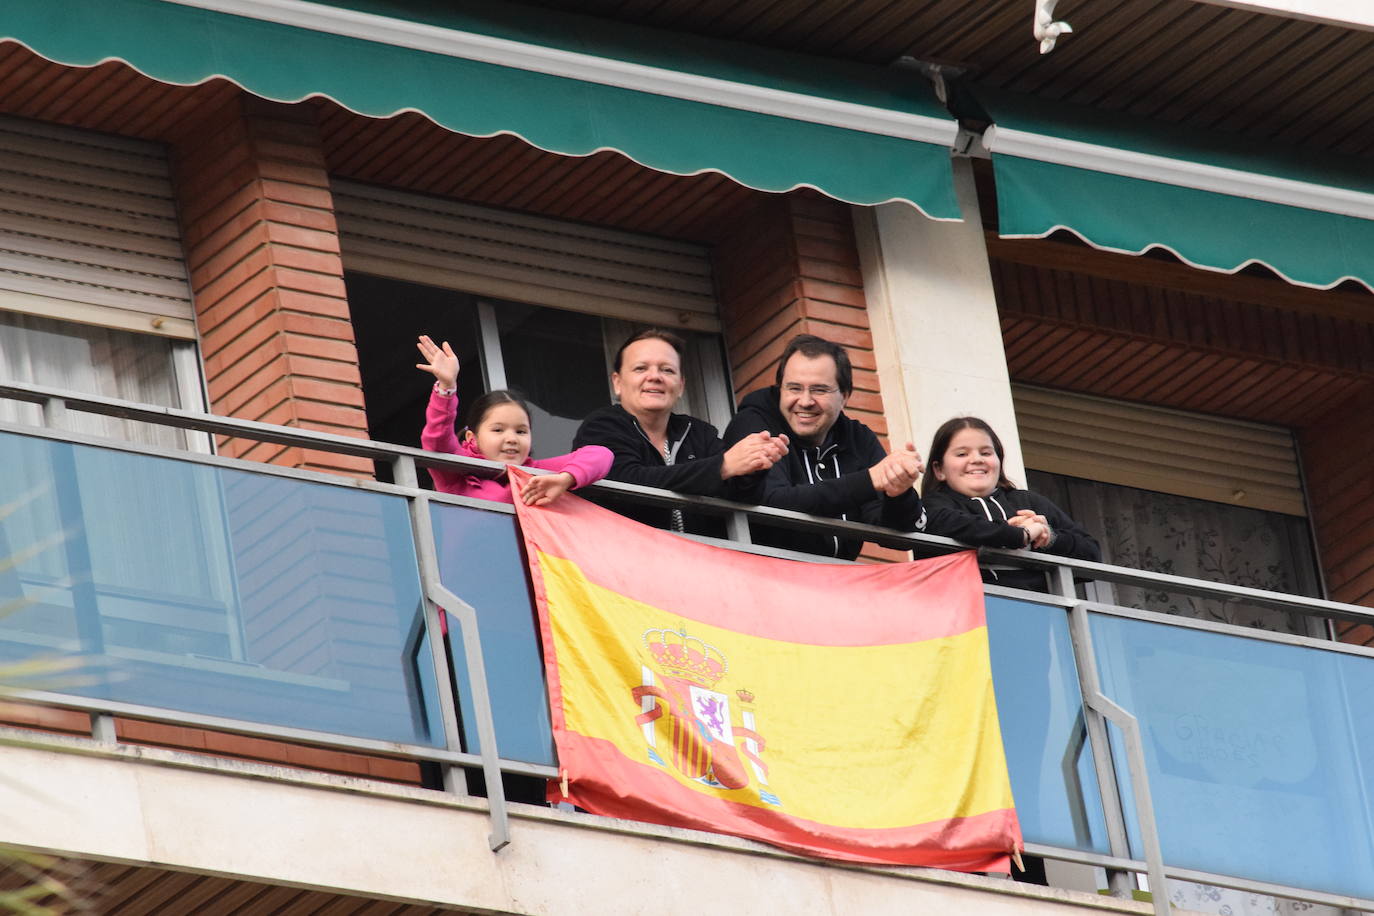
[416,335,612,505]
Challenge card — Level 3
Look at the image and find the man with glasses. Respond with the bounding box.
[723,334,927,559]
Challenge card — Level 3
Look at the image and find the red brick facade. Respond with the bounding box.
[171,97,372,477]
[714,191,907,561]
[715,191,889,441]
[1300,388,1374,643]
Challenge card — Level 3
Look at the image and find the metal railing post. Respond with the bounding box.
[725,510,751,544]
[1056,566,1135,899]
[1060,567,1170,915]
[395,456,510,852]
[393,457,469,794]
[40,396,66,429]
[89,712,117,745]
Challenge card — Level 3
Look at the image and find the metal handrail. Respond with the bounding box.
[2,379,1368,626]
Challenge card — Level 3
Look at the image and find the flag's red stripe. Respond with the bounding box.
[514,481,986,646]
[553,731,1019,871]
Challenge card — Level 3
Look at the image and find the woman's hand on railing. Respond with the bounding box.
[416,335,459,391]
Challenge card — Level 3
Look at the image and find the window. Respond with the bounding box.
[1013,385,1324,635]
[345,272,732,477]
[332,178,734,474]
[0,114,202,442]
[0,311,203,447]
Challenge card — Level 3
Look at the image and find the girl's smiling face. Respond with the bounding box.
[934,427,1001,498]
[465,401,532,465]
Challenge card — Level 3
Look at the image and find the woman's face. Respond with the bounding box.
[612,338,684,420]
[934,427,1001,498]
[465,401,532,466]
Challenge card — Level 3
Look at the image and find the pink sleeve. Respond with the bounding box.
[421,389,466,492]
[529,445,614,489]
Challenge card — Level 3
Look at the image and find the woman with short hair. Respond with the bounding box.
[573,328,786,533]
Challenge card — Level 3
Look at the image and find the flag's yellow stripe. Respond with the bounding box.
[541,552,1015,831]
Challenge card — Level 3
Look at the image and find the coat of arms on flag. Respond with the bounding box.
[633,627,774,803]
[510,467,1021,872]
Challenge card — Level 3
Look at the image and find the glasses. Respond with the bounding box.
[781,383,840,398]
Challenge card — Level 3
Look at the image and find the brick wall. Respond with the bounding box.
[715,191,888,439]
[1299,386,1374,643]
[115,719,422,785]
[714,191,906,561]
[171,96,371,477]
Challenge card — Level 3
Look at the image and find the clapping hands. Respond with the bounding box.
[720,431,790,480]
[868,442,924,497]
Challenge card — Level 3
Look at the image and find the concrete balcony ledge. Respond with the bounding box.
[0,728,1180,916]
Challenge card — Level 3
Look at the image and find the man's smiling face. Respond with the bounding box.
[778,352,846,446]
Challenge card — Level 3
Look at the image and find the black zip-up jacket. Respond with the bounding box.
[573,404,763,535]
[722,387,927,560]
[922,485,1101,590]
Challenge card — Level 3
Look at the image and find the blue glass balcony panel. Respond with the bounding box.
[430,502,554,766]
[986,596,1110,853]
[0,430,442,747]
[1091,612,1374,899]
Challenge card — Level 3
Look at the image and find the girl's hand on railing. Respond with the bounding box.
[416,335,459,390]
[521,471,576,507]
[1009,513,1053,549]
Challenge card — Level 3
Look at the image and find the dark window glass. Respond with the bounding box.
[496,303,608,457]
[345,273,482,483]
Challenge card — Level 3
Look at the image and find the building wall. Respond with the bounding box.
[714,192,890,440]
[170,96,373,478]
[1300,391,1374,642]
[0,737,1160,916]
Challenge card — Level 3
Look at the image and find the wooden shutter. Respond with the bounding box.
[331,179,719,331]
[0,115,194,339]
[1014,385,1307,516]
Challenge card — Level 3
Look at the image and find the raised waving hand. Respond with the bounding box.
[415,335,459,390]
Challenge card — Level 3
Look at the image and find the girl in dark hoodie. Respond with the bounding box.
[922,416,1100,591]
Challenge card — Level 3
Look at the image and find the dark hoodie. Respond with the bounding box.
[574,403,764,536]
[722,387,927,560]
[922,484,1101,590]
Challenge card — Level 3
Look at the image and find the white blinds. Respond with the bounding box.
[331,180,720,332]
[0,115,195,340]
[1014,384,1307,517]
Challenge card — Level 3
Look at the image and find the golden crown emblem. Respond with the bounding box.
[643,627,727,688]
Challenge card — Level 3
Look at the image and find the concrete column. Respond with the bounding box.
[853,158,1026,485]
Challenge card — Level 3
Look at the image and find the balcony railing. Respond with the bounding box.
[2,380,1373,916]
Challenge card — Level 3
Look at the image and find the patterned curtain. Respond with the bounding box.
[1028,470,1323,636]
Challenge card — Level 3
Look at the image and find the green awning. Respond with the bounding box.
[979,89,1374,291]
[1,0,962,218]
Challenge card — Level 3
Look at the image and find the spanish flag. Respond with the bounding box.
[510,468,1020,871]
